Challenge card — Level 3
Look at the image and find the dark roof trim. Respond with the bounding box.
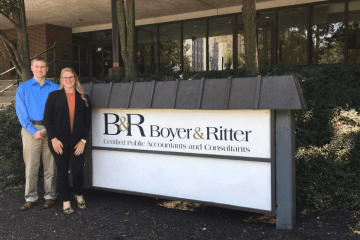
[84,75,306,110]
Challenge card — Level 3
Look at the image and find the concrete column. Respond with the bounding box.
[276,110,296,229]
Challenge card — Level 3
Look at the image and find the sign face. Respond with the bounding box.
[91,108,273,212]
[92,109,271,160]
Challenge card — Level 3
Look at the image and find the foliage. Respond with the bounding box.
[224,51,233,70]
[139,40,192,75]
[0,0,20,15]
[223,51,243,70]
[110,68,254,83]
[259,63,360,210]
[159,40,182,74]
[0,102,24,191]
[277,27,307,66]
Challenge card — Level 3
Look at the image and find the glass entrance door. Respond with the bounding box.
[91,43,113,77]
[92,45,103,77]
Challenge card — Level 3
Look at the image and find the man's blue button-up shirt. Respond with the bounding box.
[15,77,59,136]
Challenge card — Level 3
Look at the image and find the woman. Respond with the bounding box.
[43,68,92,214]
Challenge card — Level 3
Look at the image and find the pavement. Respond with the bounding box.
[0,187,358,240]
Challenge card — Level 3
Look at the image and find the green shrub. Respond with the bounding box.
[109,68,254,83]
[258,63,360,210]
[0,102,24,191]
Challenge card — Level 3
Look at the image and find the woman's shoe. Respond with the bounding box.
[63,201,74,214]
[63,206,74,214]
[73,193,86,209]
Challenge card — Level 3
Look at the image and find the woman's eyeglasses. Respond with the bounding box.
[62,76,75,81]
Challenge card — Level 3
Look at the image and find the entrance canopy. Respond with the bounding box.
[0,0,292,30]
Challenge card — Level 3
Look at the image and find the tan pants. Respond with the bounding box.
[21,126,57,202]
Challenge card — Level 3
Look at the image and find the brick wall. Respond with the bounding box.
[0,23,72,80]
[45,24,73,77]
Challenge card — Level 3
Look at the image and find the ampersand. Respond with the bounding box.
[193,127,204,139]
[118,116,129,132]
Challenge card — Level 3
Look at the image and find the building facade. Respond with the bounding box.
[0,0,359,79]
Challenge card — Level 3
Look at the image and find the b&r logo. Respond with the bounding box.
[103,113,252,142]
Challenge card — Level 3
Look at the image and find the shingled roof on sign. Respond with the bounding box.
[83,76,306,110]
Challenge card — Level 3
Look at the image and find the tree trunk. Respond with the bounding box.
[0,0,32,81]
[116,0,138,76]
[242,0,258,74]
[13,1,32,81]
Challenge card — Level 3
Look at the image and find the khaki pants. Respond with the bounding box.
[21,126,57,202]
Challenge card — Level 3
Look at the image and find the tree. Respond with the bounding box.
[116,0,137,76]
[242,0,257,74]
[0,0,31,81]
[224,51,243,70]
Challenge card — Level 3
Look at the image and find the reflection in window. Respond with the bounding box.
[312,3,345,64]
[237,11,273,68]
[349,0,360,63]
[183,20,206,72]
[160,23,181,74]
[237,29,245,68]
[236,14,246,68]
[258,26,272,67]
[138,26,158,75]
[209,16,233,70]
[278,7,307,65]
[257,11,273,67]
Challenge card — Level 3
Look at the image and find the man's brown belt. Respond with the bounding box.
[31,120,43,125]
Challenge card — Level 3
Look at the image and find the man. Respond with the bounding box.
[15,57,59,210]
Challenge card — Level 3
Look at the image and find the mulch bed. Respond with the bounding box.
[0,186,359,239]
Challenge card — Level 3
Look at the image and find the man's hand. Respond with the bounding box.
[33,130,45,140]
[51,138,63,155]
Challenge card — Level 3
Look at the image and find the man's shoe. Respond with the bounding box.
[43,199,54,209]
[20,202,35,211]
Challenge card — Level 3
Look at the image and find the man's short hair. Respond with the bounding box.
[31,57,48,67]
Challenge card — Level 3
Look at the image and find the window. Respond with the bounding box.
[209,16,233,70]
[349,0,360,63]
[138,25,158,75]
[159,23,181,74]
[257,11,273,67]
[183,20,206,72]
[278,7,308,65]
[312,3,345,64]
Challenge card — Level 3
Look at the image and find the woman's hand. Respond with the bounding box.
[51,138,63,155]
[74,141,85,156]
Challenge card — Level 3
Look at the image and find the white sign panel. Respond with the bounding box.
[92,109,271,159]
[92,150,272,211]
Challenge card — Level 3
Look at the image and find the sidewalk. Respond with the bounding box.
[0,187,357,239]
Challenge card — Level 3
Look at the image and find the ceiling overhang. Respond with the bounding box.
[0,0,326,32]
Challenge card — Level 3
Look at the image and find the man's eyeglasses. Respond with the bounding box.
[62,76,75,81]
